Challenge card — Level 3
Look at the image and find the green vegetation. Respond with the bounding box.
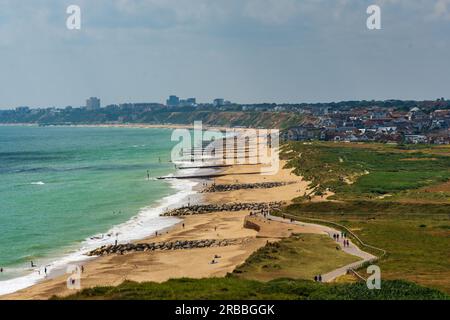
[234,234,359,281]
[281,141,450,293]
[60,277,448,300]
[287,201,450,215]
[281,142,450,201]
[280,211,450,293]
[59,141,450,300]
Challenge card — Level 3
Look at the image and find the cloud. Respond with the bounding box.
[433,0,450,19]
[0,0,450,107]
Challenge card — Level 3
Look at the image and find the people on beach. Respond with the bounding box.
[182,223,185,229]
[147,170,150,180]
[30,261,36,268]
[0,267,3,273]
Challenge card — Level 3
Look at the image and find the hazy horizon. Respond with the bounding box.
[1,0,450,108]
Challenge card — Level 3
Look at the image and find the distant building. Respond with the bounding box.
[405,134,428,144]
[213,98,224,107]
[179,98,197,107]
[86,97,101,110]
[186,98,196,106]
[15,106,30,113]
[166,95,180,107]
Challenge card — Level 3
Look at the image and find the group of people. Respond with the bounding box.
[314,274,323,282]
[210,254,221,265]
[333,232,351,248]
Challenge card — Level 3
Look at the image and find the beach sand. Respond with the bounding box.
[3,160,323,300]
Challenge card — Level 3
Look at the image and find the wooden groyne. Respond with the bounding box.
[157,172,261,180]
[178,164,233,170]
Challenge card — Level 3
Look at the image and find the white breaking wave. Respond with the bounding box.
[30,181,45,185]
[0,174,201,296]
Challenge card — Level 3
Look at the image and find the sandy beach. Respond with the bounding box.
[2,154,330,300]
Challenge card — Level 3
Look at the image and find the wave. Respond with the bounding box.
[0,171,202,296]
[30,181,45,185]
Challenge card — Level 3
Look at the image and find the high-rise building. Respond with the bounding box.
[166,95,180,107]
[186,98,196,106]
[213,98,224,107]
[86,97,101,110]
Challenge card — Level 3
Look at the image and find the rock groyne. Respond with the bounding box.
[161,202,284,216]
[201,182,295,193]
[87,237,253,256]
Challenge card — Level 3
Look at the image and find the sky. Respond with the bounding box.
[0,0,450,108]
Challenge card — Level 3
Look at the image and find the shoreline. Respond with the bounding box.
[1,133,363,300]
[0,155,210,296]
[0,129,231,297]
[1,156,318,300]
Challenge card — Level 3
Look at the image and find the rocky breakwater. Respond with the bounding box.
[161,202,284,217]
[201,182,295,193]
[87,237,253,256]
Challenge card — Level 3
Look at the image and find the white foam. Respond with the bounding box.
[0,172,202,296]
[30,181,45,185]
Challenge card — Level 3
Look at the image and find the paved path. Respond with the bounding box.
[265,214,376,282]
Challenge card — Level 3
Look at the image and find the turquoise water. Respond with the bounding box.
[0,126,178,279]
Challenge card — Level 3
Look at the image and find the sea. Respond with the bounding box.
[0,125,200,295]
